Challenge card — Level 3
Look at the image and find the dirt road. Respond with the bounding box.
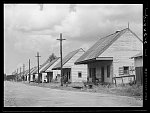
[4,81,142,107]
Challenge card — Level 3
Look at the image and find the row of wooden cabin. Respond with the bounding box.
[22,28,143,85]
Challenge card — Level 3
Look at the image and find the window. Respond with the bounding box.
[78,72,82,78]
[107,65,110,78]
[123,66,129,75]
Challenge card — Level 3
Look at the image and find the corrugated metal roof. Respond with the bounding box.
[75,28,143,64]
[40,57,60,72]
[52,48,84,69]
[30,66,38,75]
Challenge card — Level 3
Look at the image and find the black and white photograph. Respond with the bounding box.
[4,4,143,108]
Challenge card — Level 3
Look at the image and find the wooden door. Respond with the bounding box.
[92,68,96,83]
[39,73,42,82]
[136,67,143,85]
[50,72,53,82]
[47,72,50,83]
[33,75,35,81]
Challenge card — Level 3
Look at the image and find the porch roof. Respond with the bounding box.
[74,57,113,64]
[96,57,113,60]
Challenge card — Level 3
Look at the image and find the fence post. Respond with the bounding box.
[122,77,124,84]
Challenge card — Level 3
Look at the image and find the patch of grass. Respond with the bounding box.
[23,81,143,99]
[108,84,143,99]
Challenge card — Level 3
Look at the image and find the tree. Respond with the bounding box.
[48,53,57,62]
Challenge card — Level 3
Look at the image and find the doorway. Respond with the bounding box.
[89,68,96,82]
[47,72,53,83]
[101,67,104,82]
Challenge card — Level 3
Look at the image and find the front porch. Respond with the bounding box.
[87,59,113,84]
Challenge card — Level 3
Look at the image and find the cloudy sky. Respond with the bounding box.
[4,4,143,75]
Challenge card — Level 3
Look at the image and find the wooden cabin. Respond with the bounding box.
[40,57,61,83]
[52,48,87,83]
[75,28,143,84]
[131,51,143,85]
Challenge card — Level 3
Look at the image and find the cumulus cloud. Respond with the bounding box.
[4,4,143,74]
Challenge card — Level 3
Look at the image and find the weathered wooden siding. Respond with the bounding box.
[88,61,113,83]
[27,75,29,81]
[99,30,143,77]
[134,57,143,67]
[35,73,38,80]
[53,70,61,80]
[71,64,87,82]
[30,74,33,81]
[42,72,47,82]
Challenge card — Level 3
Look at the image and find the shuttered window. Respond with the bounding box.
[124,66,129,74]
[119,66,129,75]
[119,67,124,75]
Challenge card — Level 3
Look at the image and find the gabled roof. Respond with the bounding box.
[131,51,143,58]
[32,58,51,74]
[30,66,38,75]
[52,48,84,69]
[40,57,60,73]
[24,70,29,75]
[75,28,143,64]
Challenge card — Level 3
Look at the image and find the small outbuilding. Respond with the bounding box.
[131,51,143,85]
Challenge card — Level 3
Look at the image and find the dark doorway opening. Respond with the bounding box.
[89,68,96,83]
[101,67,104,82]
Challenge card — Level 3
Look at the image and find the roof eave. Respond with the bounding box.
[75,58,96,64]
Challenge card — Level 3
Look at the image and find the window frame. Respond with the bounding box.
[123,66,129,75]
[78,71,82,78]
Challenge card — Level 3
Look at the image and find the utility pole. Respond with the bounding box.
[23,64,25,81]
[35,52,41,84]
[16,68,18,81]
[20,67,21,81]
[57,33,66,86]
[29,59,30,83]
